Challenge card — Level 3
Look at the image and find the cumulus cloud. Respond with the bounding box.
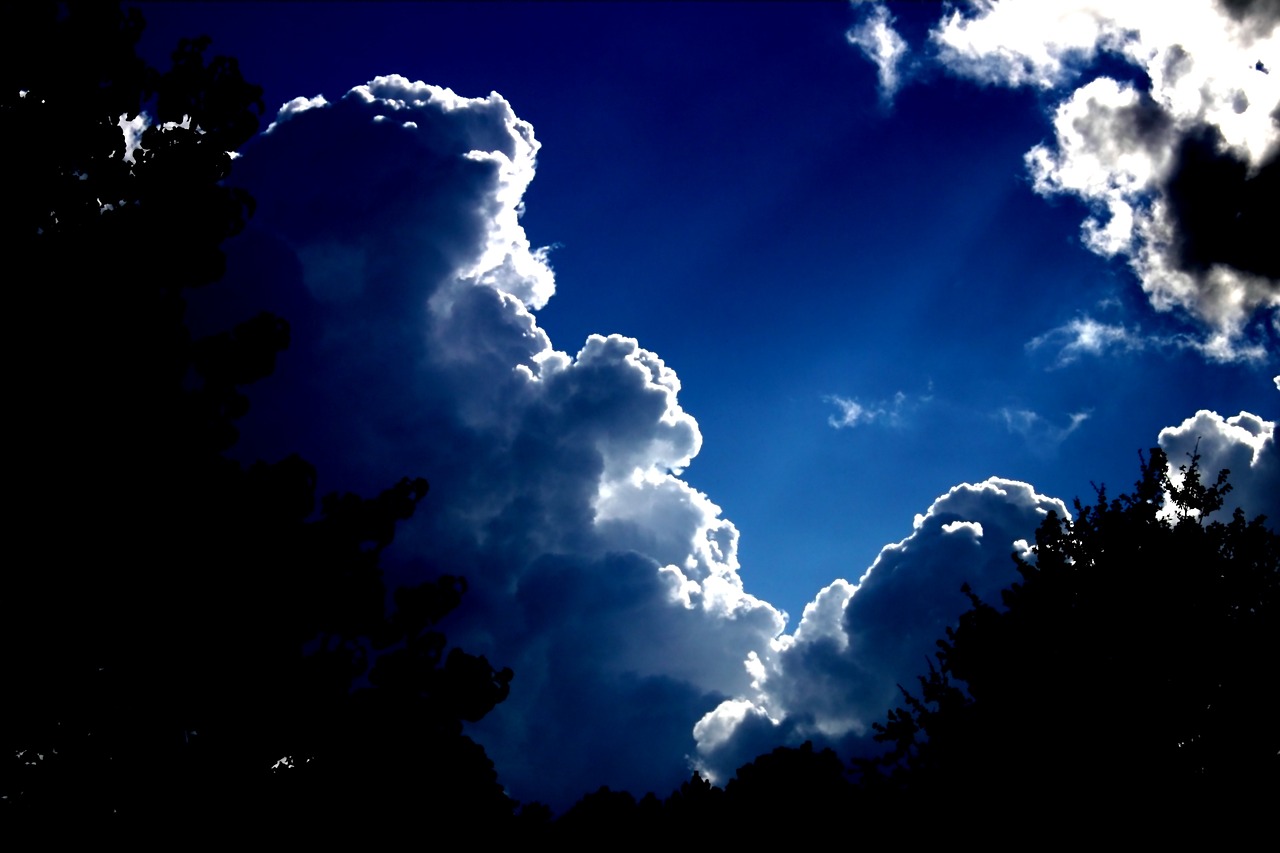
[692,477,1069,782]
[931,0,1280,359]
[1158,408,1279,525]
[847,1,910,103]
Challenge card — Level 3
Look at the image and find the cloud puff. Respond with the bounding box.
[932,1,1280,359]
[692,477,1069,782]
[847,1,910,103]
[1158,408,1279,525]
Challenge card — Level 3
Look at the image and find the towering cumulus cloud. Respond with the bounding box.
[931,0,1279,360]
[222,76,787,806]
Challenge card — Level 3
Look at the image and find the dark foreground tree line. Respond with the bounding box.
[4,3,1275,840]
[3,3,514,837]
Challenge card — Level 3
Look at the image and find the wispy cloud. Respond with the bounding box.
[846,1,909,104]
[999,406,1091,451]
[1027,314,1271,367]
[825,387,930,429]
[1026,315,1146,366]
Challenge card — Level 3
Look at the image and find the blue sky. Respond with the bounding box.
[136,1,1277,807]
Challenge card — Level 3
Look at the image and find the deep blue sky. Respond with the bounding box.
[133,1,1277,806]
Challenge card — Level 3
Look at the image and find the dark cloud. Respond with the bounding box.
[470,551,729,805]
[1162,44,1193,86]
[1218,0,1280,37]
[1072,85,1174,149]
[1165,124,1280,280]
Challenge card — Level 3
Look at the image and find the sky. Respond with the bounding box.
[134,1,1278,808]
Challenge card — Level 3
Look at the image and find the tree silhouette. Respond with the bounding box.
[865,448,1278,835]
[2,4,513,833]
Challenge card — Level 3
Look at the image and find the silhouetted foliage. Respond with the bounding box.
[865,448,1279,836]
[2,3,513,833]
[550,743,866,841]
[726,741,852,827]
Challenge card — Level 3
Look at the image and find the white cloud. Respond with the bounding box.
[693,699,775,753]
[790,579,857,650]
[1158,408,1279,525]
[933,1,1138,89]
[847,2,910,103]
[264,94,328,134]
[1027,315,1146,365]
[693,476,1069,782]
[941,519,985,538]
[931,0,1280,359]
